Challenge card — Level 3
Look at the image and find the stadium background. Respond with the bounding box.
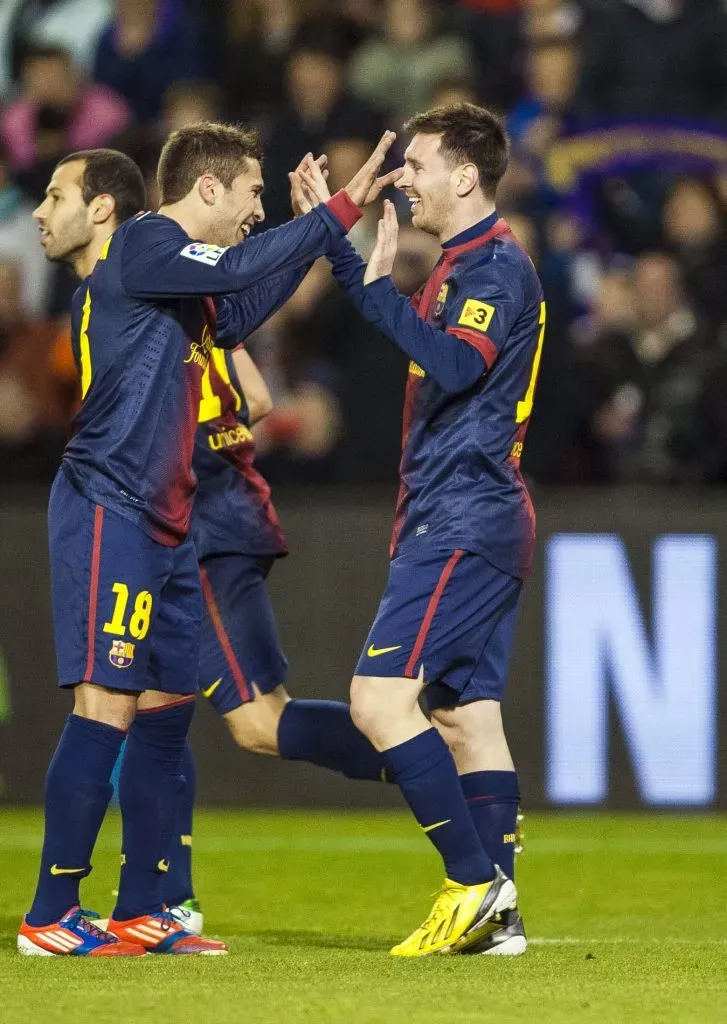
[1,0,727,813]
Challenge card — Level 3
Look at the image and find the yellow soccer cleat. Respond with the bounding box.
[390,866,518,958]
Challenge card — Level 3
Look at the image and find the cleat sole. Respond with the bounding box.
[479,934,527,956]
[17,936,57,956]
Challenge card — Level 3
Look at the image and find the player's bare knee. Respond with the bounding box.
[224,688,288,755]
[350,674,423,743]
[72,681,137,731]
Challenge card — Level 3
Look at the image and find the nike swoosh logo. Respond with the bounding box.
[202,677,223,698]
[367,644,402,657]
[422,819,452,833]
[50,865,85,876]
[157,859,169,873]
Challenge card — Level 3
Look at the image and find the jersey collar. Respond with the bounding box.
[442,211,508,259]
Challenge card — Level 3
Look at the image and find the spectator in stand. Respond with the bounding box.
[508,36,579,165]
[93,0,210,124]
[0,45,130,178]
[523,0,582,43]
[661,176,727,333]
[575,0,727,124]
[263,28,382,226]
[429,75,479,111]
[0,0,112,99]
[0,262,67,481]
[578,253,711,483]
[449,0,521,111]
[248,260,343,483]
[161,80,223,135]
[349,0,474,125]
[0,142,51,319]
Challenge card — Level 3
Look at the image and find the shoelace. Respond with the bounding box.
[420,884,459,931]
[69,909,114,942]
[154,907,189,934]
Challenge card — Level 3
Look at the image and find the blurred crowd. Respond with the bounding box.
[2,0,727,487]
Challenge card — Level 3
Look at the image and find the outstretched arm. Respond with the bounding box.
[328,202,487,394]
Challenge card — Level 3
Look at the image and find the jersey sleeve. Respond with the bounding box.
[213,265,310,348]
[328,237,485,394]
[120,193,360,299]
[444,258,526,371]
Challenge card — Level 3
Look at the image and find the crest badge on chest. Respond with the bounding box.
[434,282,449,318]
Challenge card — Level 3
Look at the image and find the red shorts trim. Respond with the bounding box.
[83,505,104,681]
[405,549,464,677]
[199,565,251,703]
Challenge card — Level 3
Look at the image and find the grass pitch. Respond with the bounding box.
[1,809,726,1024]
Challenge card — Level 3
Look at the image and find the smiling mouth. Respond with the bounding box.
[241,223,252,238]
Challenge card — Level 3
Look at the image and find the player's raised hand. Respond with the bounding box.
[289,154,328,217]
[344,131,403,207]
[364,199,399,285]
[296,153,333,209]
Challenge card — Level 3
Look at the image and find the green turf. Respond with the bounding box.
[1,809,726,1023]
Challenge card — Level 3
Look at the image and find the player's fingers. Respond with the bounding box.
[375,167,405,191]
[365,130,397,173]
[315,154,328,170]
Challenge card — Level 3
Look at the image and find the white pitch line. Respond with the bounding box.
[529,937,727,946]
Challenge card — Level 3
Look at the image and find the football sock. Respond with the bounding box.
[382,729,495,885]
[113,698,195,921]
[27,714,125,926]
[160,741,196,907]
[461,770,520,880]
[278,699,388,782]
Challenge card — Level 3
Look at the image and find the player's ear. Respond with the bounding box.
[197,174,218,206]
[455,163,479,199]
[90,193,115,225]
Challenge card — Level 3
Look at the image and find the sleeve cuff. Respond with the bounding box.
[326,190,363,232]
[446,327,498,370]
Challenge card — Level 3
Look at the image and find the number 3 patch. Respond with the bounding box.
[458,299,495,333]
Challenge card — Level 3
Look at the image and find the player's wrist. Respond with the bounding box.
[326,191,363,233]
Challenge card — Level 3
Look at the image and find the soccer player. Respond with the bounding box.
[18,125,397,956]
[159,342,393,931]
[294,103,544,957]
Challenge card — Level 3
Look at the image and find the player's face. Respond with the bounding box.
[33,161,94,264]
[397,134,455,237]
[210,161,265,248]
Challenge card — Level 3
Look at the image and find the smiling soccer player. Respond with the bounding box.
[18,125,394,957]
[294,104,543,957]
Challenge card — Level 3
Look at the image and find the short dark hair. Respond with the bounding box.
[403,103,510,201]
[57,148,146,224]
[157,122,262,206]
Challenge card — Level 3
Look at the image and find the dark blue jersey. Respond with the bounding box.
[329,212,544,579]
[63,194,359,545]
[191,345,288,561]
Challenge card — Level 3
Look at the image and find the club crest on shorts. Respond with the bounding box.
[109,640,135,669]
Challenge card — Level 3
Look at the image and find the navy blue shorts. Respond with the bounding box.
[49,469,201,695]
[198,554,288,715]
[355,549,522,708]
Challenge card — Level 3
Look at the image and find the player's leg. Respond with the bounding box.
[349,550,515,958]
[107,540,226,955]
[19,473,152,956]
[199,554,386,781]
[426,566,526,955]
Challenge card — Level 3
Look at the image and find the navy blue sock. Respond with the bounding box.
[161,741,196,907]
[278,699,387,782]
[113,698,195,921]
[27,715,125,926]
[382,729,494,885]
[461,771,520,880]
